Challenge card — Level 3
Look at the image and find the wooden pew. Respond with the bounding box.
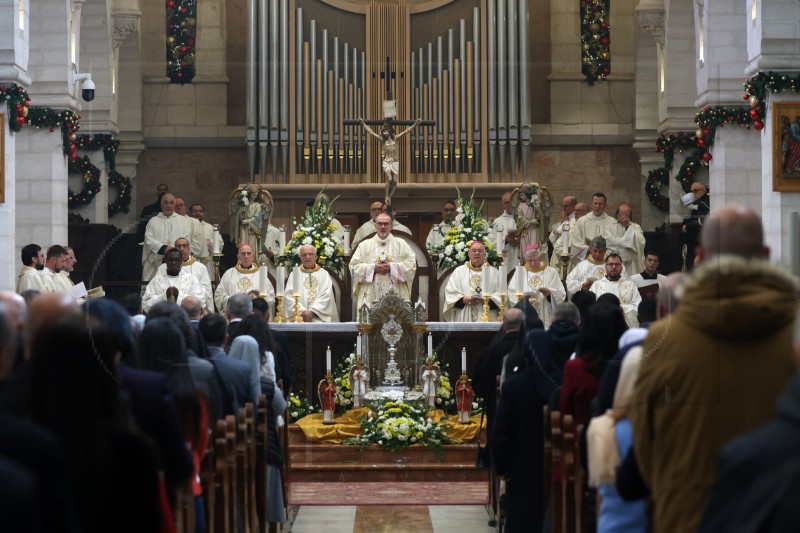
[213,419,234,533]
[562,414,576,533]
[550,410,563,533]
[174,479,196,533]
[200,426,216,533]
[225,416,239,533]
[543,405,553,521]
[255,395,269,533]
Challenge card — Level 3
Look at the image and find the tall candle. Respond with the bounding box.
[292,265,301,294]
[326,346,332,371]
[461,347,467,373]
[562,223,570,254]
[496,229,503,254]
[343,226,351,254]
[212,225,221,254]
[278,225,286,254]
[499,262,508,294]
[481,263,489,294]
[515,266,525,294]
[276,266,285,297]
[356,334,362,357]
[258,262,268,295]
[427,332,433,357]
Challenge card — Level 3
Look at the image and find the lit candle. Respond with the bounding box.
[481,263,489,295]
[326,346,332,371]
[427,332,433,357]
[258,262,268,295]
[562,222,570,254]
[212,225,221,254]
[278,225,286,254]
[276,266,285,297]
[356,334,362,357]
[515,265,525,295]
[292,265,301,295]
[461,347,467,374]
[343,226,351,254]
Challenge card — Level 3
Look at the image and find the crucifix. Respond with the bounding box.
[345,57,434,207]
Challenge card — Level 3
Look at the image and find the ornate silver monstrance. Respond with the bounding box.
[381,314,404,385]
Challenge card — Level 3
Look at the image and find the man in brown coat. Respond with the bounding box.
[630,205,798,532]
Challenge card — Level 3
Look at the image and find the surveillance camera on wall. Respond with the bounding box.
[73,73,95,102]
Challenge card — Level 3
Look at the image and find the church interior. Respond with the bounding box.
[2,0,800,531]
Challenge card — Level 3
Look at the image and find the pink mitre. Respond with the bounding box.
[525,244,540,252]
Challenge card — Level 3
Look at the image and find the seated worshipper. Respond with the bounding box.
[587,346,647,533]
[425,200,458,254]
[352,201,386,247]
[16,243,46,293]
[141,193,192,282]
[282,244,339,322]
[142,248,206,312]
[155,237,214,311]
[27,317,162,533]
[443,240,502,322]
[566,236,615,295]
[229,314,281,387]
[629,251,667,300]
[214,243,275,312]
[562,302,628,430]
[603,203,646,278]
[40,245,68,293]
[138,318,210,533]
[82,298,193,492]
[590,253,642,328]
[350,213,416,309]
[490,324,551,533]
[507,244,566,328]
[199,313,256,414]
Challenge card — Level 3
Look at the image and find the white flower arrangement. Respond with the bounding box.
[283,193,346,271]
[431,188,502,270]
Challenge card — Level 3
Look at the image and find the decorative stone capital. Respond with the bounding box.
[71,0,86,16]
[639,12,665,48]
[112,15,140,49]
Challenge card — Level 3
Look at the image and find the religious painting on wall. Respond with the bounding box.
[773,102,800,192]
[0,113,4,203]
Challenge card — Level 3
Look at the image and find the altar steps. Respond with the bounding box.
[288,426,486,483]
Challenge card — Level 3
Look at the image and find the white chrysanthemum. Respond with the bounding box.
[291,411,298,418]
[456,252,466,262]
[324,245,334,257]
[302,236,313,245]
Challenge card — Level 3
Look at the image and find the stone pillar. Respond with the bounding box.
[1,124,17,291]
[707,127,761,212]
[79,0,115,133]
[69,150,107,224]
[745,0,800,75]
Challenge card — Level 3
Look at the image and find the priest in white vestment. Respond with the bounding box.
[569,193,615,262]
[142,249,206,312]
[508,245,566,328]
[604,203,646,278]
[492,192,521,268]
[590,253,642,328]
[190,203,217,281]
[40,246,68,293]
[425,200,458,254]
[175,197,205,260]
[566,236,626,295]
[283,244,339,322]
[142,194,192,282]
[352,202,386,248]
[214,244,275,312]
[443,240,503,322]
[155,238,214,312]
[16,244,46,293]
[260,223,284,278]
[350,214,416,309]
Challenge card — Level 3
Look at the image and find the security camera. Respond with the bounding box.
[73,73,95,102]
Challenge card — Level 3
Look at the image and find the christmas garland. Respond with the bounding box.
[580,0,611,84]
[74,134,132,216]
[644,167,669,212]
[0,84,31,132]
[166,0,197,84]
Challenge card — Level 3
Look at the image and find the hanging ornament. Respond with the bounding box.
[753,120,764,131]
[702,152,713,162]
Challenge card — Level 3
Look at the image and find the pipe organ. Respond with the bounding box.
[246,0,531,184]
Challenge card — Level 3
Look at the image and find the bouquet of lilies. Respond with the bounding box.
[431,188,502,270]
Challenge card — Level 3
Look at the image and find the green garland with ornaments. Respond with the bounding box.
[645,71,799,212]
[0,84,31,131]
[166,0,197,84]
[580,0,611,84]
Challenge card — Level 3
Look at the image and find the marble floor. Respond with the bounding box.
[288,505,497,533]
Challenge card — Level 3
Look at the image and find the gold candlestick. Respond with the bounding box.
[498,294,507,321]
[274,295,286,323]
[480,294,492,322]
[212,253,223,284]
[290,294,303,322]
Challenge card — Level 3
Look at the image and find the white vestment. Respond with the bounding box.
[283,265,339,322]
[604,222,646,278]
[40,268,60,293]
[182,215,205,259]
[443,263,502,322]
[352,219,412,248]
[260,224,283,278]
[590,278,642,328]
[157,256,213,312]
[566,257,611,295]
[142,270,206,312]
[569,213,615,261]
[350,234,416,308]
[508,265,566,328]
[629,272,666,289]
[214,263,275,312]
[492,212,521,268]
[425,222,455,253]
[549,214,576,255]
[142,213,192,282]
[16,266,45,293]
[196,219,216,280]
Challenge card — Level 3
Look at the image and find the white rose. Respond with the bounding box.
[291,411,299,418]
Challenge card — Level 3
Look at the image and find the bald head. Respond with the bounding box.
[697,204,769,262]
[180,295,203,320]
[0,292,26,334]
[26,293,80,358]
[502,308,524,331]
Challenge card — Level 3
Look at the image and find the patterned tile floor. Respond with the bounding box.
[288,505,497,533]
[289,481,489,506]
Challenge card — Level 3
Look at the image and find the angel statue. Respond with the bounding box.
[359,118,421,208]
[510,182,553,253]
[229,183,273,254]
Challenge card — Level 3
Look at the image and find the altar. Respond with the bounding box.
[270,321,499,402]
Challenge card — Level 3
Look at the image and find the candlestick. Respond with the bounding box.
[274,295,286,323]
[343,225,351,255]
[326,346,332,371]
[258,262,268,296]
[427,333,433,357]
[292,265,301,295]
[276,266,285,297]
[356,334,362,357]
[278,225,286,254]
[461,347,467,373]
[290,294,303,322]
